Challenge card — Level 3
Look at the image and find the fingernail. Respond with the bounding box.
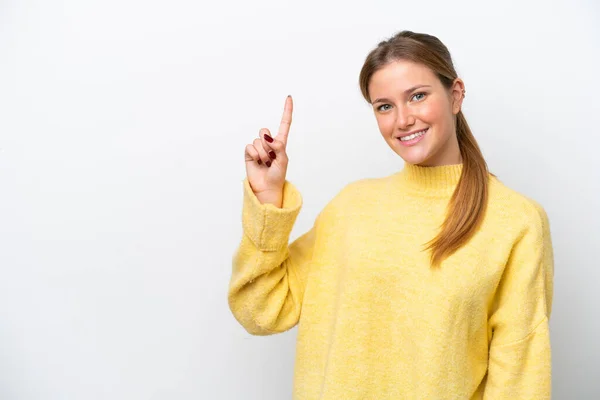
[266,160,272,167]
[257,159,262,165]
[264,134,273,143]
[269,151,276,159]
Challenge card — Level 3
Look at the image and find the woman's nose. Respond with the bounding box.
[395,106,415,130]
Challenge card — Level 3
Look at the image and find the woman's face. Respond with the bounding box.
[368,60,464,167]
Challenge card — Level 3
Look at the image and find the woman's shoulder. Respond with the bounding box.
[488,175,550,228]
[331,174,391,202]
[312,175,392,221]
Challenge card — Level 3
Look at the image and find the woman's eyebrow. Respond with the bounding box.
[372,85,432,104]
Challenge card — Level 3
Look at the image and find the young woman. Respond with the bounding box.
[229,30,554,399]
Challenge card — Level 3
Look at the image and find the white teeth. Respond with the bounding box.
[400,129,427,141]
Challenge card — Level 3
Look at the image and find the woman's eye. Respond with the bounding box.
[411,92,426,102]
[377,104,392,112]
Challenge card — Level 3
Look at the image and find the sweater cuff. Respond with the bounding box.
[242,178,302,251]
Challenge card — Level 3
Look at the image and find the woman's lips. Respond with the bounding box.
[397,128,428,146]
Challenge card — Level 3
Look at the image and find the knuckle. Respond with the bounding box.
[270,140,284,150]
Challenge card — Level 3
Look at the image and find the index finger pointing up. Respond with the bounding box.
[276,95,293,146]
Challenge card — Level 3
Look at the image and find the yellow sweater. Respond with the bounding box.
[228,163,554,399]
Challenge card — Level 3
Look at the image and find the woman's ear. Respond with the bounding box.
[450,78,465,115]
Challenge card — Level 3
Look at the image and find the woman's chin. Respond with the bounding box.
[394,148,430,166]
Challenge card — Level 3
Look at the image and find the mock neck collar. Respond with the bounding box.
[395,162,463,197]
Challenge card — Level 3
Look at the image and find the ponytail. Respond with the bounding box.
[424,111,491,268]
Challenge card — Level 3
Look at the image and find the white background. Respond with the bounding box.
[1,0,599,398]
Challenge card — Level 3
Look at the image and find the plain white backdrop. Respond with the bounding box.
[0,0,598,398]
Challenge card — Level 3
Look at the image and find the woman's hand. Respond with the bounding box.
[244,96,293,207]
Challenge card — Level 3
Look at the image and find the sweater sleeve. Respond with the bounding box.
[227,178,319,335]
[484,202,555,399]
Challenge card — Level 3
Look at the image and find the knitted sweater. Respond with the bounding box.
[228,162,554,399]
